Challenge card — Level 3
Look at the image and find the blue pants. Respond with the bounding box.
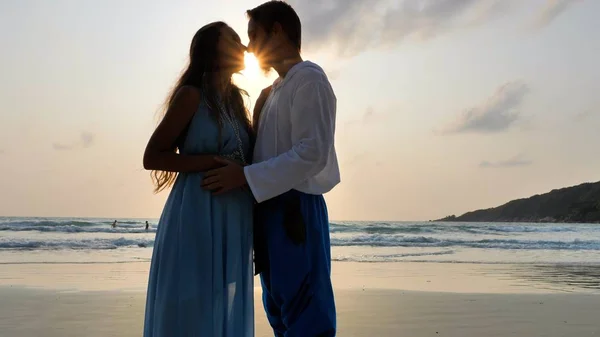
[254,190,336,337]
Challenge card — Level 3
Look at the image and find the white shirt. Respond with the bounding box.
[244,61,340,203]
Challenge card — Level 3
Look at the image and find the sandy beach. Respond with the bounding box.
[1,261,599,336]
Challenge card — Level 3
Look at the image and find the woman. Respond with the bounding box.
[142,22,254,336]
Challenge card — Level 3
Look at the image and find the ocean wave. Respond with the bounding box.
[0,218,153,233]
[329,222,595,235]
[1,234,599,251]
[333,250,455,262]
[100,221,143,225]
[0,219,594,236]
[0,237,154,250]
[0,259,152,265]
[330,222,435,234]
[0,225,155,234]
[331,234,600,250]
[1,220,97,227]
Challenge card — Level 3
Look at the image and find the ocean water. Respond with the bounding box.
[1,217,600,266]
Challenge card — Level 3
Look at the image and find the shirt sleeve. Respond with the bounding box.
[243,80,336,203]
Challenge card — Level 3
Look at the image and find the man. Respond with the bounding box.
[202,1,340,336]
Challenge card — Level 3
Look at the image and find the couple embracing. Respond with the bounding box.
[142,1,339,336]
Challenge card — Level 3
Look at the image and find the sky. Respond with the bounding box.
[0,0,599,221]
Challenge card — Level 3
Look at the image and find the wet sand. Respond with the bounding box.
[1,262,599,336]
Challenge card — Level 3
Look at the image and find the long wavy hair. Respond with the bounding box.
[152,21,252,193]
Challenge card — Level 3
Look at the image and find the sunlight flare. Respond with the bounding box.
[242,52,260,78]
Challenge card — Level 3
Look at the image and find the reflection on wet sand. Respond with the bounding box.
[506,264,600,293]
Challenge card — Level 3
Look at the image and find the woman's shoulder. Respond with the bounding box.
[174,85,203,105]
[170,86,210,118]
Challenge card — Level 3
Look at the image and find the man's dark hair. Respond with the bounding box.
[247,1,302,51]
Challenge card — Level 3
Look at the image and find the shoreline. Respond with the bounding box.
[1,260,599,294]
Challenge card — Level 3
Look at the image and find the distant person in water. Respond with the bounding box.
[142,21,254,336]
[202,2,340,336]
[145,221,149,231]
[111,220,117,228]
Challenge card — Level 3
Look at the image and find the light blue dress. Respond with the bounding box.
[143,100,254,337]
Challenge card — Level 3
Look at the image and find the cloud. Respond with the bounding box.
[52,143,74,151]
[345,106,384,125]
[533,0,581,29]
[442,81,529,134]
[480,154,532,168]
[343,152,368,166]
[326,68,342,80]
[52,131,95,151]
[288,1,578,57]
[574,110,592,122]
[289,0,513,57]
[363,106,375,122]
[80,131,94,148]
[574,107,596,122]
